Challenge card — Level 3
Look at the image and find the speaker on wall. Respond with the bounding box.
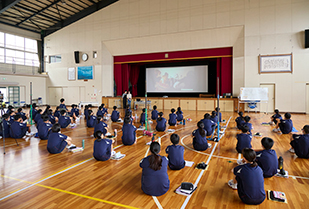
[305,29,309,48]
[74,51,80,63]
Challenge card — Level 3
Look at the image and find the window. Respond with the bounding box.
[0,32,40,67]
[49,55,61,63]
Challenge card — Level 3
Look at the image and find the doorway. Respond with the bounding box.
[260,84,275,113]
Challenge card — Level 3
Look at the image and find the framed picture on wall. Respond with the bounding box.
[259,54,293,74]
[77,66,94,80]
[68,67,76,81]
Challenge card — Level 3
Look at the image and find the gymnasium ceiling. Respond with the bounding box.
[0,0,118,37]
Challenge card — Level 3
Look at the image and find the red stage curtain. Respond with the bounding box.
[216,58,221,95]
[114,64,122,96]
[121,64,130,93]
[220,57,232,95]
[129,64,140,97]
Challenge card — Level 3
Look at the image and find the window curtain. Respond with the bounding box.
[37,40,42,73]
[129,64,140,97]
[114,64,122,96]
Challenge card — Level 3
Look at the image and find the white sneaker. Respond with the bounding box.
[272,128,279,133]
[289,148,295,153]
[67,144,76,149]
[237,159,246,165]
[208,143,212,148]
[70,123,77,127]
[228,179,237,190]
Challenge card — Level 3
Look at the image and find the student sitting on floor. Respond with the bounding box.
[176,107,183,122]
[272,112,293,134]
[192,121,211,151]
[70,104,80,118]
[34,109,43,124]
[58,110,76,128]
[54,106,61,119]
[156,112,167,132]
[200,113,216,137]
[87,110,97,128]
[236,125,252,153]
[59,98,68,111]
[228,148,265,205]
[94,116,108,136]
[48,109,57,124]
[37,114,53,140]
[235,111,244,129]
[165,133,185,170]
[255,137,278,178]
[111,106,120,122]
[47,123,75,154]
[10,114,30,139]
[29,103,38,121]
[8,110,15,123]
[17,107,27,121]
[122,117,137,145]
[93,130,115,161]
[101,103,108,116]
[0,114,11,138]
[270,109,282,125]
[84,105,89,120]
[140,108,146,126]
[168,108,177,126]
[96,105,104,117]
[241,116,253,135]
[151,105,159,120]
[140,142,169,196]
[6,105,14,114]
[289,125,309,158]
[210,110,218,124]
[43,105,51,115]
[215,107,222,122]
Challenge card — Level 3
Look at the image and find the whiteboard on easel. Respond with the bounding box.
[239,87,268,101]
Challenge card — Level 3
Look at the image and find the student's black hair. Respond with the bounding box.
[87,110,93,120]
[37,109,42,114]
[158,112,163,121]
[113,106,117,110]
[126,105,130,109]
[14,114,22,121]
[204,113,211,119]
[60,109,66,116]
[261,137,274,150]
[302,125,309,134]
[102,103,105,107]
[88,104,93,108]
[51,123,61,132]
[42,114,49,122]
[124,116,131,124]
[85,105,89,109]
[125,109,131,117]
[149,142,162,171]
[32,103,37,108]
[274,109,279,114]
[97,116,102,123]
[8,110,14,115]
[56,106,60,111]
[170,133,180,145]
[44,105,51,111]
[48,109,53,115]
[98,106,103,110]
[244,116,250,123]
[238,111,243,117]
[177,107,181,112]
[215,107,220,111]
[95,130,103,141]
[8,105,13,110]
[211,110,216,117]
[197,121,206,137]
[17,107,22,113]
[171,108,176,113]
[242,148,258,167]
[60,98,65,103]
[2,113,9,120]
[153,105,157,110]
[240,125,250,133]
[142,108,145,113]
[71,104,75,108]
[284,112,291,119]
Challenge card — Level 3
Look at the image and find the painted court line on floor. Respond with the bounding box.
[152,196,163,209]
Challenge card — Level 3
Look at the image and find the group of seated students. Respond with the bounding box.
[229,109,309,205]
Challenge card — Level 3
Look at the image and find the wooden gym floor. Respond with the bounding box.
[0,108,309,209]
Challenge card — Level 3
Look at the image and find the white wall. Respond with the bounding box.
[44,0,309,112]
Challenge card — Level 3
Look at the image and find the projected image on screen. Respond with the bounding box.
[146,66,208,93]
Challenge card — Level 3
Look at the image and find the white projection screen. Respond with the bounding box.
[146,65,208,93]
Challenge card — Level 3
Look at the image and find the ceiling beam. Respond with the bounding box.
[14,4,60,22]
[43,0,119,37]
[0,20,40,33]
[0,0,22,14]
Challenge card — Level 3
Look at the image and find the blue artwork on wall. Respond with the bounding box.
[77,66,94,80]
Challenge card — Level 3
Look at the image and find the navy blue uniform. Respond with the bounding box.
[71,108,79,117]
[242,122,252,134]
[111,110,120,122]
[211,115,218,124]
[176,111,183,121]
[140,113,145,125]
[122,123,137,145]
[54,111,60,119]
[94,121,108,136]
[165,145,185,170]
[93,138,112,161]
[200,118,216,136]
[0,120,10,138]
[279,119,293,134]
[102,107,108,115]
[48,115,56,124]
[290,134,309,158]
[216,112,222,122]
[234,164,265,205]
[192,129,208,151]
[84,109,89,119]
[151,110,158,120]
[38,122,52,140]
[236,133,252,153]
[256,149,278,177]
[168,113,177,126]
[140,155,170,196]
[96,109,103,117]
[29,108,37,120]
[17,112,27,121]
[87,115,97,128]
[58,115,71,128]
[271,113,282,124]
[10,121,28,138]
[47,132,68,154]
[59,104,67,110]
[235,117,244,129]
[34,113,42,124]
[156,118,167,132]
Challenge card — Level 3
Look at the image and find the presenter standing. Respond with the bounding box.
[127,91,132,108]
[122,90,127,109]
